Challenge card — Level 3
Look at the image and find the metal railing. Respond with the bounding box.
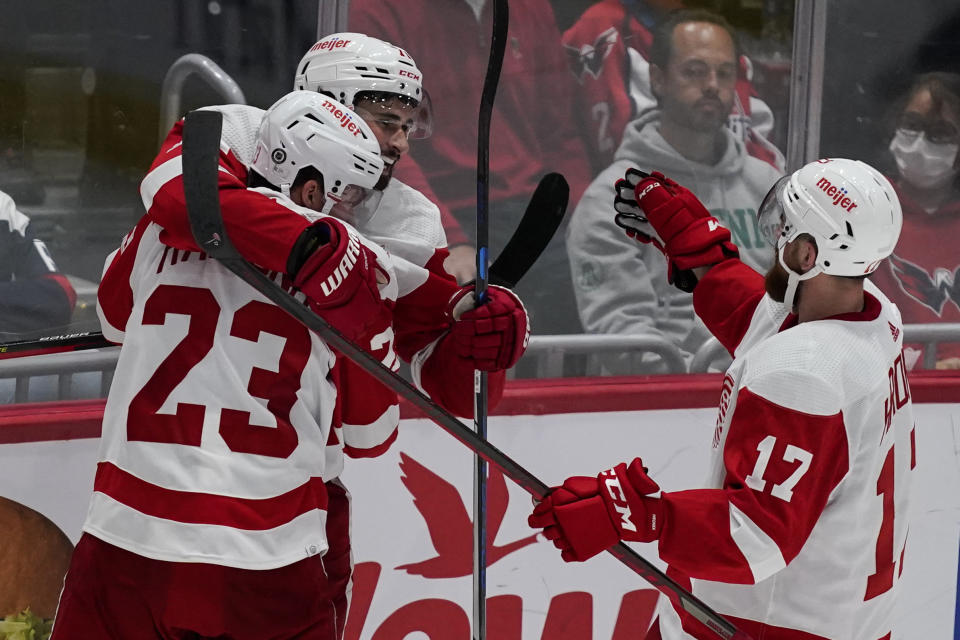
[0,349,118,404]
[514,334,686,378]
[2,324,956,403]
[157,53,247,145]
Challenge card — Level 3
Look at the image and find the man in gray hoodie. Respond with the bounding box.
[567,9,782,373]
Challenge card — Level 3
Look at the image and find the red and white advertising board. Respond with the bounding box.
[0,375,958,638]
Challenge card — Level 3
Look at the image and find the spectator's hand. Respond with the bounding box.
[936,357,960,370]
[528,458,663,562]
[293,218,392,343]
[444,245,478,284]
[446,285,529,371]
[631,171,740,292]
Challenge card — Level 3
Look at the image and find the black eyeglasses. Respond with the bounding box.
[896,113,960,145]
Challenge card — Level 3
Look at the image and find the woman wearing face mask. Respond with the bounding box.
[872,71,960,369]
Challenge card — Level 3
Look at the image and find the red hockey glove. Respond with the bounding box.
[292,217,392,343]
[528,458,663,562]
[446,285,530,371]
[620,169,740,292]
[614,168,665,251]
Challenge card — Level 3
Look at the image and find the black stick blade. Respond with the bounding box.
[488,172,569,289]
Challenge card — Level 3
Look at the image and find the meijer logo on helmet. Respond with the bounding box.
[320,99,364,138]
[815,177,859,212]
[310,38,351,52]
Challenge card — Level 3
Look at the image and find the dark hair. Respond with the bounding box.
[886,71,960,135]
[648,8,741,70]
[247,166,324,193]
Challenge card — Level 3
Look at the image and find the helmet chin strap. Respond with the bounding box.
[778,243,822,311]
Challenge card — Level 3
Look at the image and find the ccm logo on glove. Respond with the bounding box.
[635,182,658,202]
[601,469,638,533]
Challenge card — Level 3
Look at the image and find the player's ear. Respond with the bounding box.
[301,179,325,211]
[798,236,818,272]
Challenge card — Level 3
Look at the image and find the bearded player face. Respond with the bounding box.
[764,248,790,304]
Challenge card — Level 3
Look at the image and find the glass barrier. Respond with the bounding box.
[0,0,320,340]
[345,0,793,377]
[0,0,957,386]
[818,0,960,371]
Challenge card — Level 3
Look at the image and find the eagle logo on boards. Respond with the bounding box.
[394,452,538,578]
[888,254,960,315]
[565,27,619,82]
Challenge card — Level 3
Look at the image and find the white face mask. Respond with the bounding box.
[889,128,959,190]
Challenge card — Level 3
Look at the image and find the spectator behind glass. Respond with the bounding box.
[562,0,785,176]
[870,71,960,370]
[0,189,75,339]
[567,9,781,374]
[349,0,593,337]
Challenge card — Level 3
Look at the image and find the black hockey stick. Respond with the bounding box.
[179,109,751,640]
[0,330,116,359]
[488,171,569,289]
[472,1,509,637]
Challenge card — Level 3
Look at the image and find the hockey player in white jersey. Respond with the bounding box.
[52,93,396,639]
[136,34,529,640]
[143,32,527,422]
[529,158,915,640]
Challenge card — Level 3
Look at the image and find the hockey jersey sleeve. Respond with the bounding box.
[333,322,402,459]
[393,250,506,418]
[141,119,310,273]
[658,379,850,584]
[692,259,787,356]
[334,248,508,460]
[0,191,76,334]
[96,215,153,343]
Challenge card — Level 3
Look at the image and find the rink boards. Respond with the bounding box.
[0,375,957,638]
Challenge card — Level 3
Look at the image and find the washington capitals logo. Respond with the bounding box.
[889,254,960,315]
[564,27,618,82]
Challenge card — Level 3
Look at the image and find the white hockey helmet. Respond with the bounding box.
[758,158,903,277]
[251,91,384,215]
[293,32,432,139]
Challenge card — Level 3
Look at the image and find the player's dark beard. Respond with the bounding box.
[764,258,789,303]
[765,250,808,311]
[375,161,395,191]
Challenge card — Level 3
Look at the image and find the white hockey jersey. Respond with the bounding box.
[87,203,397,570]
[142,105,501,425]
[655,260,915,640]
